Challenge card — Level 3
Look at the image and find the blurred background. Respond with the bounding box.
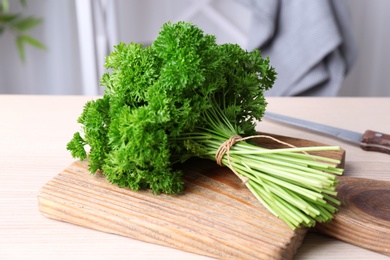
[0,0,389,96]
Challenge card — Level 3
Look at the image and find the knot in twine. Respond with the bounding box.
[215,134,300,184]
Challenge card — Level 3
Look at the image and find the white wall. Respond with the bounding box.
[115,0,250,47]
[339,0,390,96]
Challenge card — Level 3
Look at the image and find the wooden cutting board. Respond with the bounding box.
[37,134,390,259]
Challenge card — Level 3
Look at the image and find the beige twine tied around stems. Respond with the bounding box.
[215,134,302,184]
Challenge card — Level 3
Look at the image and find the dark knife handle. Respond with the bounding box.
[361,130,390,154]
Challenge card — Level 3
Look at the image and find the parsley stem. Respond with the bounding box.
[179,106,344,229]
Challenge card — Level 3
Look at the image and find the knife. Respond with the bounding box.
[263,111,390,154]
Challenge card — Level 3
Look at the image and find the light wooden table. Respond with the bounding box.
[1,95,389,259]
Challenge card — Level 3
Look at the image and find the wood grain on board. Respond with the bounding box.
[38,134,345,259]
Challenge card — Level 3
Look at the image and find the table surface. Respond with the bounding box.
[1,95,389,260]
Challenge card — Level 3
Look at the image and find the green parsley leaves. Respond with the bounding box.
[68,21,343,229]
[68,21,275,194]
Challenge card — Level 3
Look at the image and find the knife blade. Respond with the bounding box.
[263,111,390,154]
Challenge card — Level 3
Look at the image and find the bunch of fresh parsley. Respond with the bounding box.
[68,21,343,229]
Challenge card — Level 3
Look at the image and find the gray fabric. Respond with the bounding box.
[236,0,356,96]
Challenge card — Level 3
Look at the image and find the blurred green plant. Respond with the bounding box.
[0,0,46,62]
